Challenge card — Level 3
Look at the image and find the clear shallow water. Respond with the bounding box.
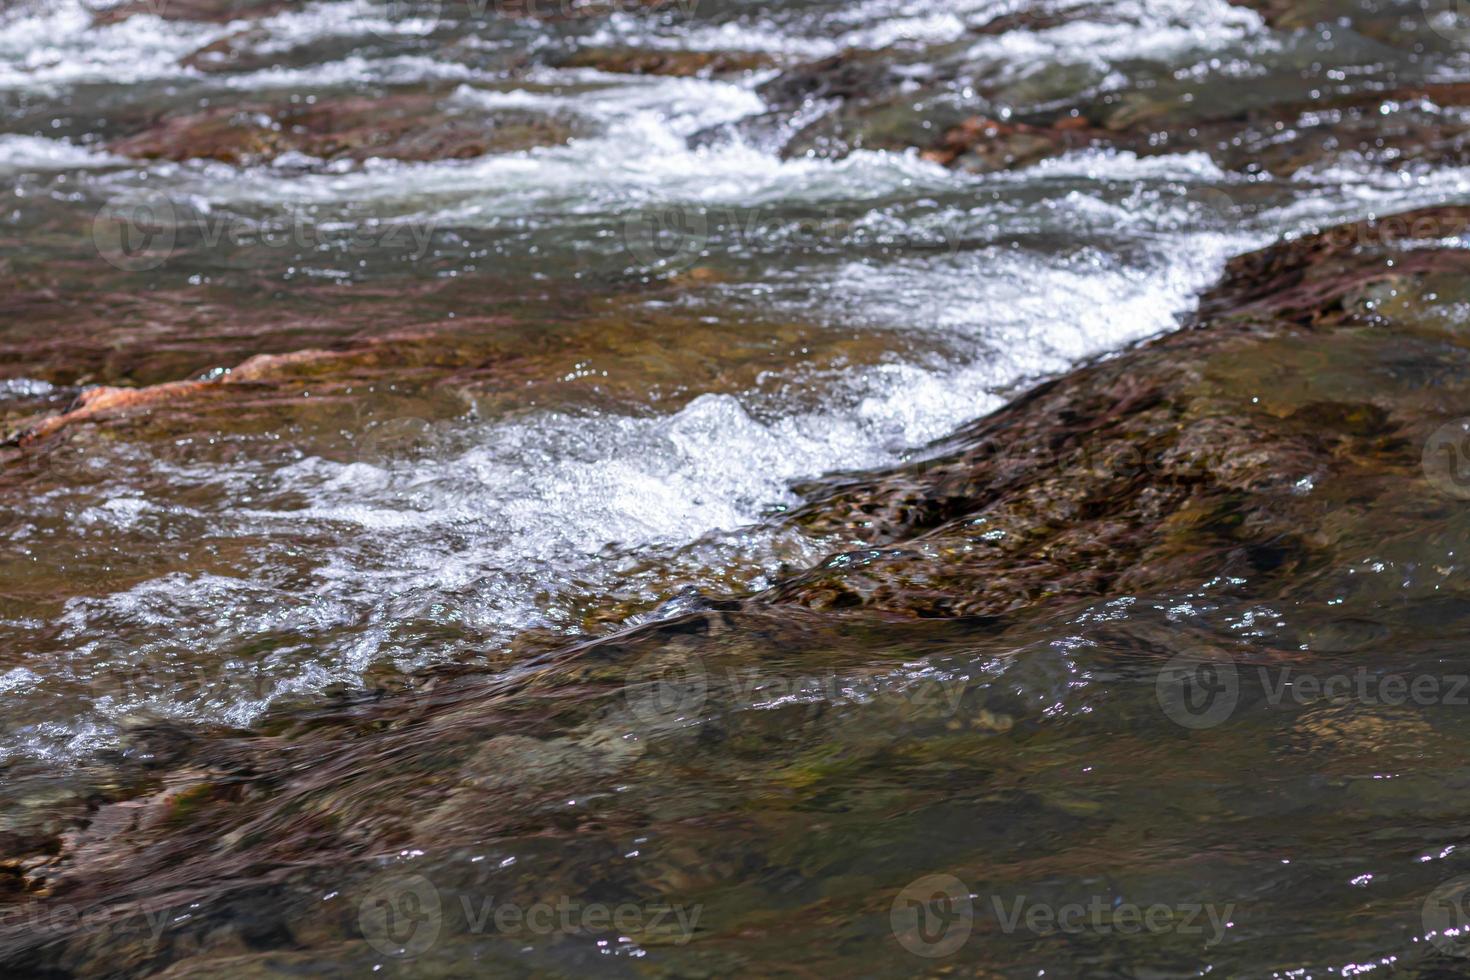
[2,0,1470,758]
[6,0,1470,973]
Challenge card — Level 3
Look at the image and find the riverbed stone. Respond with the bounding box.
[6,207,1470,974]
[108,93,580,166]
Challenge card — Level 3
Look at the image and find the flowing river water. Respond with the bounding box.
[5,0,1470,974]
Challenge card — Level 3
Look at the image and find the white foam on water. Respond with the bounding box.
[221,53,494,88]
[581,0,1258,67]
[0,668,40,696]
[249,0,445,48]
[582,0,974,58]
[3,0,1465,768]
[0,0,483,91]
[0,0,221,90]
[1275,158,1470,233]
[0,134,123,173]
[6,221,1247,767]
[127,74,865,212]
[961,0,1266,77]
[0,0,1265,98]
[1014,147,1231,181]
[0,0,555,96]
[580,14,834,57]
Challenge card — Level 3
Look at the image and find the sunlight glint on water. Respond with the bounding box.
[0,0,1467,770]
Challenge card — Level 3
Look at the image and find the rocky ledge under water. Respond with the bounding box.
[108,92,584,167]
[922,81,1470,177]
[4,205,1470,974]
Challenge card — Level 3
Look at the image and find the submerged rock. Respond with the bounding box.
[762,208,1470,619]
[732,5,1470,179]
[91,0,298,26]
[921,114,1101,171]
[925,82,1470,177]
[5,206,1470,974]
[0,276,933,451]
[556,46,776,77]
[176,28,276,74]
[94,0,673,26]
[108,93,580,166]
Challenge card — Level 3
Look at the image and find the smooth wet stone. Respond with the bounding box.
[556,46,776,77]
[176,28,273,73]
[91,0,299,26]
[767,208,1470,616]
[922,82,1470,177]
[921,114,1100,171]
[756,50,900,107]
[108,93,581,166]
[0,281,936,455]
